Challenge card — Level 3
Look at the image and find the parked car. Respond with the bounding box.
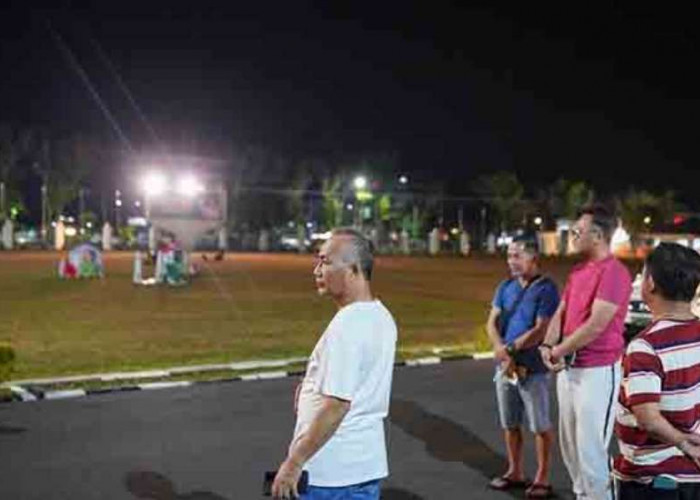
[624,272,700,343]
[624,274,650,343]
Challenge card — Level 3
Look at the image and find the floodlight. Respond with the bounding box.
[142,172,167,197]
[176,175,205,197]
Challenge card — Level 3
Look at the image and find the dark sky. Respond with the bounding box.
[2,3,699,202]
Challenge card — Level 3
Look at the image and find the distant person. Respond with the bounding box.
[272,228,397,499]
[614,243,700,499]
[486,235,559,498]
[540,204,632,500]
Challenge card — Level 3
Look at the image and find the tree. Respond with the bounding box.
[473,171,525,231]
[47,136,93,221]
[537,179,595,228]
[617,188,678,247]
[287,163,313,226]
[321,174,343,229]
[0,124,29,220]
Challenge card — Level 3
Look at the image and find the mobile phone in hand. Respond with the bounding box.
[263,470,309,497]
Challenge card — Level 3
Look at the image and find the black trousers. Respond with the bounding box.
[617,480,700,500]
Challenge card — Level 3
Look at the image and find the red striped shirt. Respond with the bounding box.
[614,319,700,483]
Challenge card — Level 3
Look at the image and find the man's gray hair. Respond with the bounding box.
[332,227,374,281]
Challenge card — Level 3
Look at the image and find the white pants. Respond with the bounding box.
[557,362,621,500]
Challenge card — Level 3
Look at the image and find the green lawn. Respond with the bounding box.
[0,251,640,380]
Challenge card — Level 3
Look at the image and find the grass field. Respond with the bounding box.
[0,251,642,380]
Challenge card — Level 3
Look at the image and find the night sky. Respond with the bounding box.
[1,3,699,204]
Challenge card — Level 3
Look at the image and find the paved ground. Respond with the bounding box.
[0,359,577,499]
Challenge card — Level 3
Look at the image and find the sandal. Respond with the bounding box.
[488,475,529,490]
[525,483,554,498]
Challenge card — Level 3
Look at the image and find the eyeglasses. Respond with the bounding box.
[572,227,601,239]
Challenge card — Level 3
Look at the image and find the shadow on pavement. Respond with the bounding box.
[381,487,425,499]
[125,470,229,500]
[0,424,26,435]
[389,398,524,499]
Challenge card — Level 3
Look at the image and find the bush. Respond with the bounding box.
[471,326,493,353]
[0,342,16,383]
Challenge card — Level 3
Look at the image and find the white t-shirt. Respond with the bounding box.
[292,300,397,487]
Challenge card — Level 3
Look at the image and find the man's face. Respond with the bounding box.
[571,214,600,255]
[507,242,537,279]
[313,237,352,298]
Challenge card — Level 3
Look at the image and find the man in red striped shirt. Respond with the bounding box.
[615,242,700,499]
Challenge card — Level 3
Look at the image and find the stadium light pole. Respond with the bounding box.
[352,175,368,229]
[141,171,166,252]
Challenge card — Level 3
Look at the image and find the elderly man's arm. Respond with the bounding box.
[287,395,350,465]
[272,395,350,497]
[632,402,700,466]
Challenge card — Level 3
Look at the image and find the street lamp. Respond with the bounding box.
[644,216,652,225]
[399,175,408,185]
[353,176,367,190]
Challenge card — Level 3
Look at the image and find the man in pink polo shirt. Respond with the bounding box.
[540,204,632,500]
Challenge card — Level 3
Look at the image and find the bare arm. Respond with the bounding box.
[272,395,350,498]
[486,307,509,362]
[632,402,700,467]
[542,299,565,347]
[551,298,619,359]
[287,395,350,465]
[513,316,551,351]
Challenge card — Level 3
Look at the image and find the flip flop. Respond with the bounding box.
[488,475,529,490]
[526,483,554,498]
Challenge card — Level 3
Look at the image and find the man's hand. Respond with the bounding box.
[494,344,510,363]
[539,345,565,372]
[680,434,700,469]
[271,458,303,499]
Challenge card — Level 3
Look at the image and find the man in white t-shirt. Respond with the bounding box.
[272,228,398,500]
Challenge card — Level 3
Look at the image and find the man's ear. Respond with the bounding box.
[643,272,656,296]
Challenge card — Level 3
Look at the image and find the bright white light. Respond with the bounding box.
[176,175,205,197]
[534,217,543,226]
[115,199,123,207]
[346,203,354,210]
[86,222,93,228]
[353,176,367,190]
[51,221,57,228]
[450,227,459,235]
[611,225,630,250]
[65,227,77,237]
[134,200,141,208]
[67,216,75,223]
[644,216,651,225]
[142,172,167,197]
[306,222,313,228]
[399,175,408,185]
[311,231,333,240]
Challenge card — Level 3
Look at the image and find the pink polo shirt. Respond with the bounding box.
[562,255,632,368]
